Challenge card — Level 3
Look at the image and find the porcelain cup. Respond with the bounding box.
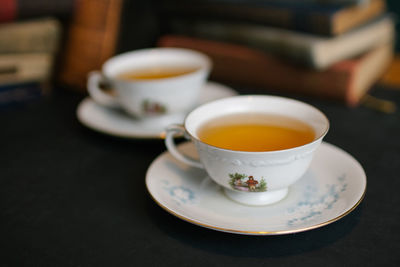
[87,48,212,118]
[165,95,329,206]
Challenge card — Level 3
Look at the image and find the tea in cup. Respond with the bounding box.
[165,95,329,205]
[87,48,212,118]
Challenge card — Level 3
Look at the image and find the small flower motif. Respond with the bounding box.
[296,205,312,215]
[171,187,190,201]
[311,203,326,213]
[163,185,195,205]
[287,174,347,226]
[324,195,336,205]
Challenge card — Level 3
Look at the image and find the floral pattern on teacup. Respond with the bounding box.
[142,99,167,114]
[228,173,267,192]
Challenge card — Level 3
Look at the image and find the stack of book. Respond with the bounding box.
[157,0,395,107]
[0,17,61,108]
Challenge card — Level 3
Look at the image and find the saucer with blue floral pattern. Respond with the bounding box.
[145,142,366,235]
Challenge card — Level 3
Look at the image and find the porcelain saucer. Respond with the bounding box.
[76,82,238,139]
[146,142,366,235]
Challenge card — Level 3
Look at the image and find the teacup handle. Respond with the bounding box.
[165,124,204,169]
[87,71,120,108]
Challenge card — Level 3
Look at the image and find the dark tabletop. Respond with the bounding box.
[1,84,400,267]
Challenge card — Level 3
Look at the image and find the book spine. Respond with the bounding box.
[0,0,17,23]
[0,82,45,109]
[0,53,53,84]
[0,18,62,54]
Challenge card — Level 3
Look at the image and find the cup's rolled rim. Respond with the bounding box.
[183,94,330,155]
[101,47,212,82]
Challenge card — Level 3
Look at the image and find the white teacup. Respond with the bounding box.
[87,48,212,118]
[165,95,329,206]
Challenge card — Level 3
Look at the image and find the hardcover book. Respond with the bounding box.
[0,17,61,54]
[158,35,393,106]
[167,14,395,70]
[0,53,53,84]
[0,0,75,23]
[160,0,385,36]
[0,81,45,109]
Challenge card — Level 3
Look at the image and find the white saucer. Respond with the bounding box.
[146,142,366,235]
[76,82,238,139]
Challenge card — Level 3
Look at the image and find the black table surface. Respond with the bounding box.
[1,85,400,266]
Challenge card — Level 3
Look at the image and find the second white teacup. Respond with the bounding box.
[165,95,329,206]
[88,48,212,118]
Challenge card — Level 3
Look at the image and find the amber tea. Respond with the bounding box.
[116,66,199,80]
[197,113,315,152]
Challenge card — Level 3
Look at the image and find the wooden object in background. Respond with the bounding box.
[59,0,123,91]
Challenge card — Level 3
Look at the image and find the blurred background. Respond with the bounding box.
[0,0,399,110]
